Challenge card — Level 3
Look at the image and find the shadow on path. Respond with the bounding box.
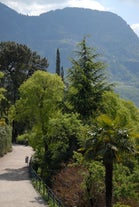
[30,196,47,205]
[0,166,30,181]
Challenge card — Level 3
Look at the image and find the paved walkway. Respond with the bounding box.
[0,144,48,207]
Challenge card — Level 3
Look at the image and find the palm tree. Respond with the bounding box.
[83,114,136,207]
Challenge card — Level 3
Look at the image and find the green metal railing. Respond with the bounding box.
[29,159,65,207]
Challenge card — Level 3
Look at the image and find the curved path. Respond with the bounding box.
[0,144,48,207]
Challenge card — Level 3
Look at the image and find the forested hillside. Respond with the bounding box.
[1,3,139,106]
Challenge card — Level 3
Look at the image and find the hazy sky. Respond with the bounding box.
[1,0,139,36]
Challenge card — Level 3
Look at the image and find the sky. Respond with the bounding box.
[1,0,139,36]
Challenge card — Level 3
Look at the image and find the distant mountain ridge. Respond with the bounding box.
[1,3,139,106]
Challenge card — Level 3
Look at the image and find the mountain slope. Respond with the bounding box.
[1,3,139,106]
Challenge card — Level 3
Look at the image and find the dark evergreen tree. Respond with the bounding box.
[56,48,60,76]
[0,42,48,106]
[67,37,112,121]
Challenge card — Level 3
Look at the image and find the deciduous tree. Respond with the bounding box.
[15,71,64,172]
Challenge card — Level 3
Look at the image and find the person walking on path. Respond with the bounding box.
[0,144,48,207]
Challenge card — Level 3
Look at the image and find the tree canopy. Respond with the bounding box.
[0,41,48,108]
[78,91,138,207]
[16,71,64,132]
[67,37,112,121]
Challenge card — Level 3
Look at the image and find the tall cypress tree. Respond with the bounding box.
[67,37,112,121]
[56,48,60,76]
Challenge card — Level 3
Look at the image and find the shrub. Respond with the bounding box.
[113,203,131,207]
[0,121,12,156]
[17,133,29,145]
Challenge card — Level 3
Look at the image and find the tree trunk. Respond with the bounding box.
[12,120,17,143]
[104,162,113,207]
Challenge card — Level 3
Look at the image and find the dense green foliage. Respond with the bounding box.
[45,113,83,170]
[0,41,48,142]
[79,116,136,207]
[0,41,48,107]
[52,154,139,206]
[0,121,12,156]
[14,39,139,207]
[67,37,112,121]
[0,72,12,156]
[15,70,64,143]
[15,71,66,178]
[65,39,138,206]
[15,72,83,177]
[0,38,138,206]
[113,163,139,203]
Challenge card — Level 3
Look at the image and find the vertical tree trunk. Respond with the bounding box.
[104,162,113,207]
[12,120,17,143]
